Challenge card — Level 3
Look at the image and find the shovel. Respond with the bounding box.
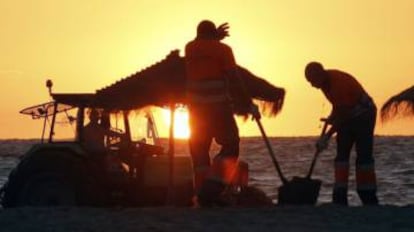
[278,120,328,205]
[254,115,328,205]
[254,115,289,186]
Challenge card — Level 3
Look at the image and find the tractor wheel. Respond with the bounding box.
[16,171,77,206]
[2,149,105,207]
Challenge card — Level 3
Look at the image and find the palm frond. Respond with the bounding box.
[96,50,286,117]
[381,85,414,121]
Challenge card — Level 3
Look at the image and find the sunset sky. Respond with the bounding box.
[1,0,414,139]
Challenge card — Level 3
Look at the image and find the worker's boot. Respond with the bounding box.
[332,187,348,206]
[357,189,379,205]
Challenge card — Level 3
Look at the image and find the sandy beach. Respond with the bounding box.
[0,205,413,232]
[1,137,414,231]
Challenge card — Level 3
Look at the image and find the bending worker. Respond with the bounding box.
[305,61,379,205]
[185,20,259,206]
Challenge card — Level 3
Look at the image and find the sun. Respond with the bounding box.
[162,107,191,139]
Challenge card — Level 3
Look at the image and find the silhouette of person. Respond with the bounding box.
[305,61,379,205]
[185,20,259,207]
[82,109,125,154]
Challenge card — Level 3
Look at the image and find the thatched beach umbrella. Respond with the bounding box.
[95,50,285,205]
[381,85,414,121]
[96,50,285,118]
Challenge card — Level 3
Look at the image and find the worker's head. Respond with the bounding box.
[196,20,217,40]
[88,109,100,124]
[305,61,328,89]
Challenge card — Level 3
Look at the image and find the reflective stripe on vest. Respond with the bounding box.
[356,164,377,191]
[334,161,350,189]
[187,79,229,104]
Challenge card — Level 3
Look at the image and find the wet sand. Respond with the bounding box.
[0,205,413,232]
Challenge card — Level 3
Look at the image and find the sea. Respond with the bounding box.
[0,136,413,206]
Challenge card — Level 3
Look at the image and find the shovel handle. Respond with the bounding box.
[254,115,288,184]
[306,121,329,178]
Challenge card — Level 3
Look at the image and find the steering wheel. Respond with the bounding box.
[105,128,125,150]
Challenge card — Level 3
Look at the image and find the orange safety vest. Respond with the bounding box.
[323,70,375,119]
[322,70,365,107]
[186,79,229,104]
[185,39,236,105]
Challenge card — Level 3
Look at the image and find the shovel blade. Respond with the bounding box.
[278,177,322,205]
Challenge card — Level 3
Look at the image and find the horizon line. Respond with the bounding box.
[1,134,414,141]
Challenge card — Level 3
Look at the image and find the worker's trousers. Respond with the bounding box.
[334,107,379,205]
[189,105,240,206]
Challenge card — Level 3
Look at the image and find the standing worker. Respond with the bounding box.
[185,20,259,207]
[304,61,379,206]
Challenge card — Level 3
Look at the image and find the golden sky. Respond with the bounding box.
[1,0,414,139]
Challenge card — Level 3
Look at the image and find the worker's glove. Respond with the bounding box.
[315,134,330,152]
[250,103,261,120]
[216,22,229,40]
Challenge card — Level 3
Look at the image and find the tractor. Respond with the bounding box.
[0,83,195,207]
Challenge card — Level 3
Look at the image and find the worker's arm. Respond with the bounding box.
[106,129,122,137]
[313,117,332,152]
[216,22,229,40]
[315,105,352,151]
[326,104,354,133]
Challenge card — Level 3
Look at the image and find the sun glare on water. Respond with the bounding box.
[162,107,191,139]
